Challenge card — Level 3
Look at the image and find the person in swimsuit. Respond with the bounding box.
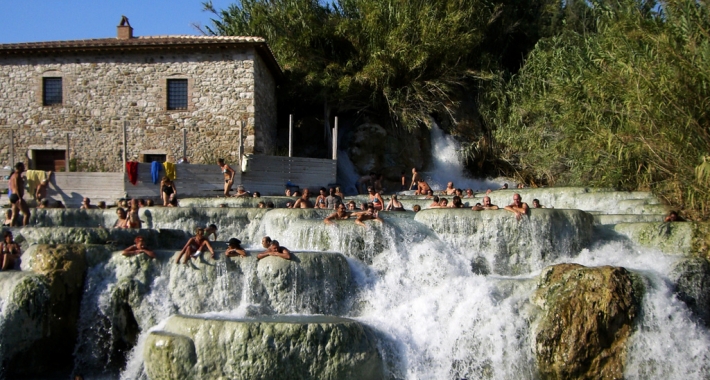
[128,199,142,228]
[450,196,464,208]
[465,189,474,198]
[442,182,456,195]
[234,185,250,197]
[217,158,236,197]
[416,179,432,196]
[504,193,529,220]
[355,204,384,227]
[335,186,345,199]
[292,189,313,208]
[428,196,440,208]
[435,198,449,208]
[409,168,422,191]
[9,162,30,226]
[324,203,352,225]
[257,240,291,260]
[472,196,499,211]
[367,187,384,211]
[347,201,357,211]
[385,194,405,211]
[80,197,97,209]
[225,238,247,257]
[3,209,13,226]
[122,236,156,259]
[35,178,50,201]
[314,187,328,209]
[204,224,218,241]
[1,231,22,270]
[532,199,545,209]
[114,208,130,228]
[175,227,215,264]
[160,176,177,207]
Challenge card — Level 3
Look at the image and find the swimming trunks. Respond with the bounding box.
[9,194,19,203]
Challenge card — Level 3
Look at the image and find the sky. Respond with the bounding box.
[0,0,235,44]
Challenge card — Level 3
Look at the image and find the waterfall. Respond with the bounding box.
[425,122,502,191]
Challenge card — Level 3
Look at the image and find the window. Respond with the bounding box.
[167,79,188,110]
[34,149,66,171]
[143,154,166,163]
[43,77,63,106]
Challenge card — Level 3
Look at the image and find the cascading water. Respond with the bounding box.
[425,122,502,191]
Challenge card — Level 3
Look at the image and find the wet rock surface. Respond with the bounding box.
[670,257,710,326]
[144,315,384,380]
[532,264,640,380]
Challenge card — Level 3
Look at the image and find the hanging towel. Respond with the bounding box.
[151,161,162,184]
[25,170,47,198]
[163,161,176,181]
[126,161,139,185]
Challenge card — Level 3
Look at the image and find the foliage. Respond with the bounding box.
[480,0,710,218]
[202,0,554,129]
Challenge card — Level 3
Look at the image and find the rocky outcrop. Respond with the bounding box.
[144,315,384,380]
[0,244,88,377]
[532,264,640,380]
[670,258,710,326]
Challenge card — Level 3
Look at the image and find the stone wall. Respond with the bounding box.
[0,47,277,171]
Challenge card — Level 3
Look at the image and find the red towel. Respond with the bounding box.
[126,161,139,185]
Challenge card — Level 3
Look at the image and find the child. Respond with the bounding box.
[175,228,215,264]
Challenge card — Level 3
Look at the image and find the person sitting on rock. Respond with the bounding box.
[225,238,247,257]
[160,176,177,207]
[450,196,464,208]
[442,182,456,196]
[35,178,50,201]
[314,187,328,209]
[472,196,499,211]
[80,197,97,209]
[0,231,22,270]
[128,199,142,228]
[532,199,545,209]
[455,188,463,198]
[416,179,432,195]
[504,193,529,220]
[37,199,50,209]
[257,240,291,260]
[367,187,384,211]
[122,236,156,259]
[438,198,449,208]
[292,189,313,208]
[665,211,685,222]
[325,203,352,225]
[355,203,383,227]
[176,228,215,264]
[114,208,130,228]
[385,194,405,211]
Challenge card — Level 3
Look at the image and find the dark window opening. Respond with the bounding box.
[167,79,188,110]
[34,150,66,171]
[43,77,63,106]
[143,154,166,163]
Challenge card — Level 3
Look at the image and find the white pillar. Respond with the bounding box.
[288,114,293,158]
[332,117,338,160]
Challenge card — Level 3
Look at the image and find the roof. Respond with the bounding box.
[0,35,284,81]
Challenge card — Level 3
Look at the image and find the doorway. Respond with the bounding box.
[34,150,66,171]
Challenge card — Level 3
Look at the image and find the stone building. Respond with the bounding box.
[0,20,282,171]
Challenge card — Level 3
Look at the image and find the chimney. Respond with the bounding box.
[117,16,133,40]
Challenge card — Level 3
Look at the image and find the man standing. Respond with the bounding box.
[409,168,422,191]
[9,162,30,226]
[325,187,342,209]
[504,193,529,220]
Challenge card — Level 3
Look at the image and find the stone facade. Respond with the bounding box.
[0,35,281,171]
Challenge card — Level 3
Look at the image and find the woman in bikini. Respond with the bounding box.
[367,187,384,211]
[114,208,130,228]
[175,228,215,264]
[385,194,406,211]
[1,231,22,270]
[217,158,235,197]
[160,176,177,207]
[314,187,328,209]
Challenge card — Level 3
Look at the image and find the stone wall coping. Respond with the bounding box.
[0,35,284,81]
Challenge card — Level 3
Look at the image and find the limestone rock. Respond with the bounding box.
[532,264,640,380]
[670,257,710,326]
[144,315,384,380]
[347,123,388,175]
